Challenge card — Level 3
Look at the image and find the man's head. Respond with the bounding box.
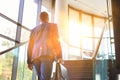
[40,11,49,22]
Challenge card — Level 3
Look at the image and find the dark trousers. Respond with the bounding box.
[33,58,54,80]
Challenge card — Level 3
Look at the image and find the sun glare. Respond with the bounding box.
[68,20,93,47]
[81,24,92,37]
[69,20,81,46]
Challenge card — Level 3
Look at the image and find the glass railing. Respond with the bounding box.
[93,23,115,80]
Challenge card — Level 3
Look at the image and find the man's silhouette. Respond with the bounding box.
[27,11,62,80]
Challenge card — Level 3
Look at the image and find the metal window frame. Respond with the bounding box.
[11,0,25,80]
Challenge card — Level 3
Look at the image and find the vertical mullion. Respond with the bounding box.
[11,0,24,80]
[92,16,95,51]
[51,0,56,22]
[79,11,83,59]
[36,0,42,25]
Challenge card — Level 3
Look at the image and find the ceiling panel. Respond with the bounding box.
[68,0,109,17]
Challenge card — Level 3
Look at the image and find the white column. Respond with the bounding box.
[55,0,69,59]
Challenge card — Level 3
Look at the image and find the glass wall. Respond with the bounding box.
[0,37,15,53]
[22,0,37,29]
[0,0,114,79]
[68,6,113,60]
[0,17,17,40]
[16,44,32,80]
[81,13,93,57]
[0,0,19,21]
[0,0,19,78]
[0,0,54,79]
[0,0,38,79]
[0,51,14,80]
[68,8,81,59]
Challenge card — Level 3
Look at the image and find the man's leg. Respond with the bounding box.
[33,59,41,80]
[41,59,53,80]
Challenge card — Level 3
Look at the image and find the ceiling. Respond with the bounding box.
[68,0,110,17]
[43,0,112,17]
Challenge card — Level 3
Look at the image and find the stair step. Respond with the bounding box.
[69,77,93,80]
[63,60,93,80]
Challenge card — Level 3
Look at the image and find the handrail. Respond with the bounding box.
[0,41,28,55]
[0,34,20,43]
[0,13,31,31]
[0,12,31,54]
[92,24,106,60]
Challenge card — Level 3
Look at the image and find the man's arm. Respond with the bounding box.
[27,31,34,70]
[52,24,62,59]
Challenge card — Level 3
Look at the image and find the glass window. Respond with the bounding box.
[0,0,19,79]
[68,47,81,60]
[109,21,114,37]
[16,44,32,80]
[94,17,105,48]
[20,28,30,42]
[0,17,17,39]
[0,37,15,52]
[68,8,81,59]
[0,0,19,21]
[41,0,52,22]
[69,8,80,47]
[68,7,110,60]
[94,17,105,37]
[22,0,37,29]
[81,14,93,52]
[0,50,14,80]
[82,14,92,36]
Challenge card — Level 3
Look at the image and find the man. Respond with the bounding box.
[27,11,62,80]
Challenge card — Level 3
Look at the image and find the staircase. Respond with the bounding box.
[64,60,93,80]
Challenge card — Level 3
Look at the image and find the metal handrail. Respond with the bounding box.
[92,25,106,60]
[0,13,31,54]
[0,13,31,31]
[0,41,28,55]
[0,34,20,43]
